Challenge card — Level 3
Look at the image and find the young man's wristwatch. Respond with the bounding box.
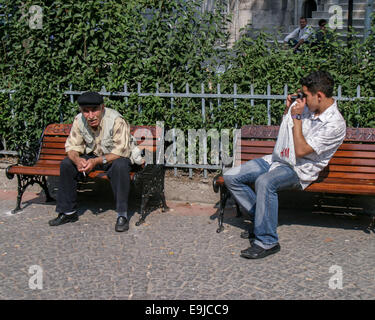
[102,155,107,165]
[292,114,302,120]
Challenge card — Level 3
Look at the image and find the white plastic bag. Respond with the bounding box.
[130,135,144,165]
[272,102,296,166]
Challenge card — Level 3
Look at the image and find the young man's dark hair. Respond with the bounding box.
[300,70,334,97]
[318,19,327,27]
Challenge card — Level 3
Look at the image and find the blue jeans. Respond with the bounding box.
[223,158,301,249]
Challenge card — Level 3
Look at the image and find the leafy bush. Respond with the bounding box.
[217,26,375,127]
[0,0,228,149]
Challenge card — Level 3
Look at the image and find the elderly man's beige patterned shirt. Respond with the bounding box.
[65,115,131,158]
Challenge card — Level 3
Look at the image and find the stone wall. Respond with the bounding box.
[224,0,333,45]
[226,0,297,44]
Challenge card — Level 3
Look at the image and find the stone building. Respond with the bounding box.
[202,0,372,45]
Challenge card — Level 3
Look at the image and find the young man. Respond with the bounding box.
[284,17,314,53]
[311,19,332,52]
[48,91,132,232]
[224,71,346,259]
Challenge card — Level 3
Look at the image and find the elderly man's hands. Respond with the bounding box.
[76,157,99,174]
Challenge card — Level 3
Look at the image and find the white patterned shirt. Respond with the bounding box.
[263,100,346,189]
[284,25,314,43]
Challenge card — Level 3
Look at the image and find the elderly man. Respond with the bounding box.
[224,71,346,259]
[284,17,313,53]
[48,91,132,232]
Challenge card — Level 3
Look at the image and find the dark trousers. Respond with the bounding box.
[56,155,131,214]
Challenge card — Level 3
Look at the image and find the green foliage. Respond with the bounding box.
[218,27,375,127]
[0,0,228,149]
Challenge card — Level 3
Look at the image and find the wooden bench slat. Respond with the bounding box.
[39,155,67,161]
[43,136,69,143]
[338,144,375,151]
[36,160,64,166]
[238,154,267,161]
[239,140,276,147]
[333,150,375,159]
[34,161,61,167]
[306,181,375,195]
[237,152,375,163]
[239,140,375,151]
[41,142,66,149]
[8,166,60,176]
[214,174,375,187]
[314,177,375,185]
[237,148,375,159]
[319,171,375,180]
[325,164,375,174]
[328,158,375,166]
[237,146,274,154]
[39,148,67,155]
[238,158,375,169]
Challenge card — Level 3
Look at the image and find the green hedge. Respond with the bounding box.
[1,1,374,151]
[0,0,228,148]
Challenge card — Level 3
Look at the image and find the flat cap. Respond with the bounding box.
[77,91,104,106]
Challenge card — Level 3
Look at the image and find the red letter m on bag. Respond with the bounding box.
[280,147,290,159]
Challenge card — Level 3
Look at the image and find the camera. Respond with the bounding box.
[291,92,304,103]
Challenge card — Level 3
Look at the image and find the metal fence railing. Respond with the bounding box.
[1,84,374,177]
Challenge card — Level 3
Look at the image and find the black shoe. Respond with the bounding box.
[240,243,280,259]
[115,216,129,232]
[49,212,78,226]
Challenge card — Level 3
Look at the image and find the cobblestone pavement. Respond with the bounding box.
[0,188,375,300]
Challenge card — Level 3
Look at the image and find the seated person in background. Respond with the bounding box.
[284,17,314,53]
[311,19,333,52]
[315,19,328,43]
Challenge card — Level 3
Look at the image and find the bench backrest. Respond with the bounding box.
[36,123,160,166]
[235,125,375,181]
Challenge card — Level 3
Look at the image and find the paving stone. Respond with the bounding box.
[1,190,375,300]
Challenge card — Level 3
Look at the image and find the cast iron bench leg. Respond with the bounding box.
[160,192,169,212]
[13,175,25,214]
[136,192,150,226]
[217,185,229,233]
[235,202,241,217]
[12,174,55,214]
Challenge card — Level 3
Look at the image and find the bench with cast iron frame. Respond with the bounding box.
[213,125,375,233]
[6,123,169,226]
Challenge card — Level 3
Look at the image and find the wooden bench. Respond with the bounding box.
[6,123,168,226]
[213,125,375,233]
